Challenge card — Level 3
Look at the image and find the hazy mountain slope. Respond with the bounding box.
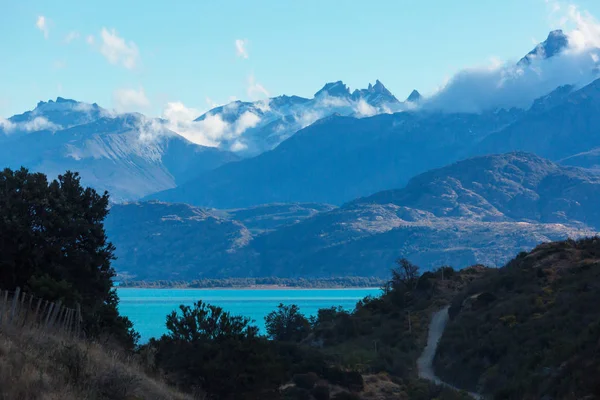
[250,153,599,277]
[105,202,256,279]
[219,203,337,234]
[0,101,239,201]
[475,78,600,160]
[149,110,520,208]
[357,152,600,227]
[560,147,600,170]
[112,153,598,279]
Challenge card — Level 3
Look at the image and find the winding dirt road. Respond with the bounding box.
[416,306,482,399]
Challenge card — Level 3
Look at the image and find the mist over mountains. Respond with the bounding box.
[4,30,600,278]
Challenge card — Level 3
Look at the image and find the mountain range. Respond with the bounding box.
[194,79,416,156]
[0,98,238,201]
[105,153,598,280]
[4,30,600,279]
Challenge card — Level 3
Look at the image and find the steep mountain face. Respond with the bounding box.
[194,80,407,156]
[1,97,107,137]
[111,153,598,279]
[251,153,598,277]
[151,74,600,209]
[218,203,336,234]
[475,78,600,160]
[357,152,600,227]
[561,147,600,170]
[149,110,521,207]
[105,201,337,279]
[517,29,569,66]
[0,99,239,201]
[105,202,256,279]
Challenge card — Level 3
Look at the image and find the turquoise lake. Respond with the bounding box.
[117,288,381,342]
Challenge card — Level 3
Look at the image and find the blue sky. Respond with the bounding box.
[2,0,600,118]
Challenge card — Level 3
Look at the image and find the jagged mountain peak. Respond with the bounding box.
[518,29,569,66]
[314,81,351,98]
[351,79,400,105]
[406,89,422,103]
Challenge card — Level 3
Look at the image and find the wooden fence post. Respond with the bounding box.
[2,291,8,325]
[76,303,82,337]
[10,287,21,323]
[45,302,55,327]
[60,307,68,331]
[34,298,43,325]
[65,309,72,335]
[51,301,63,328]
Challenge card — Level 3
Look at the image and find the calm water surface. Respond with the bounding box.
[117,288,381,342]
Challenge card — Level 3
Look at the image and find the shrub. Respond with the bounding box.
[312,384,330,400]
[332,392,361,400]
[293,372,320,390]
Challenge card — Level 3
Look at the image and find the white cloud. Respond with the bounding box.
[0,116,60,134]
[563,5,600,50]
[424,4,600,113]
[160,101,262,149]
[230,140,248,152]
[113,87,150,112]
[247,74,270,100]
[36,16,49,39]
[234,111,261,135]
[64,31,80,43]
[0,117,16,133]
[355,99,377,117]
[22,116,61,132]
[99,28,140,69]
[136,117,170,144]
[235,39,249,59]
[161,101,224,146]
[86,35,95,45]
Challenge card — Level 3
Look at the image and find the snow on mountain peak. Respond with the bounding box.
[518,29,569,66]
[314,81,351,98]
[406,90,422,103]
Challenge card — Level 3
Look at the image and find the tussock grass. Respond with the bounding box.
[0,324,193,400]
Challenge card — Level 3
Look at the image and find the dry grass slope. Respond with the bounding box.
[0,325,192,400]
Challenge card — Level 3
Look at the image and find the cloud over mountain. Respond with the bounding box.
[425,5,600,113]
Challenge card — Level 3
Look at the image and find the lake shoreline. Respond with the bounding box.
[117,285,382,291]
[117,287,381,342]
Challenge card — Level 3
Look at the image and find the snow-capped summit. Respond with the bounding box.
[0,99,238,201]
[194,80,407,156]
[314,81,352,98]
[351,80,399,106]
[406,89,422,103]
[6,98,109,134]
[518,29,569,66]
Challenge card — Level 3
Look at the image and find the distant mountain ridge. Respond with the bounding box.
[194,79,413,156]
[107,153,598,280]
[0,99,238,201]
[149,74,600,209]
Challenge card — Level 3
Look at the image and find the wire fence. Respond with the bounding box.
[0,287,82,337]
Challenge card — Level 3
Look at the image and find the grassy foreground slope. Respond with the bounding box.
[0,325,191,400]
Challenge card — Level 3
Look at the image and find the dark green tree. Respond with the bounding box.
[165,300,259,341]
[0,167,137,348]
[151,301,285,399]
[391,258,420,291]
[265,303,311,342]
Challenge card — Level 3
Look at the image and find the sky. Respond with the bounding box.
[2,0,600,119]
